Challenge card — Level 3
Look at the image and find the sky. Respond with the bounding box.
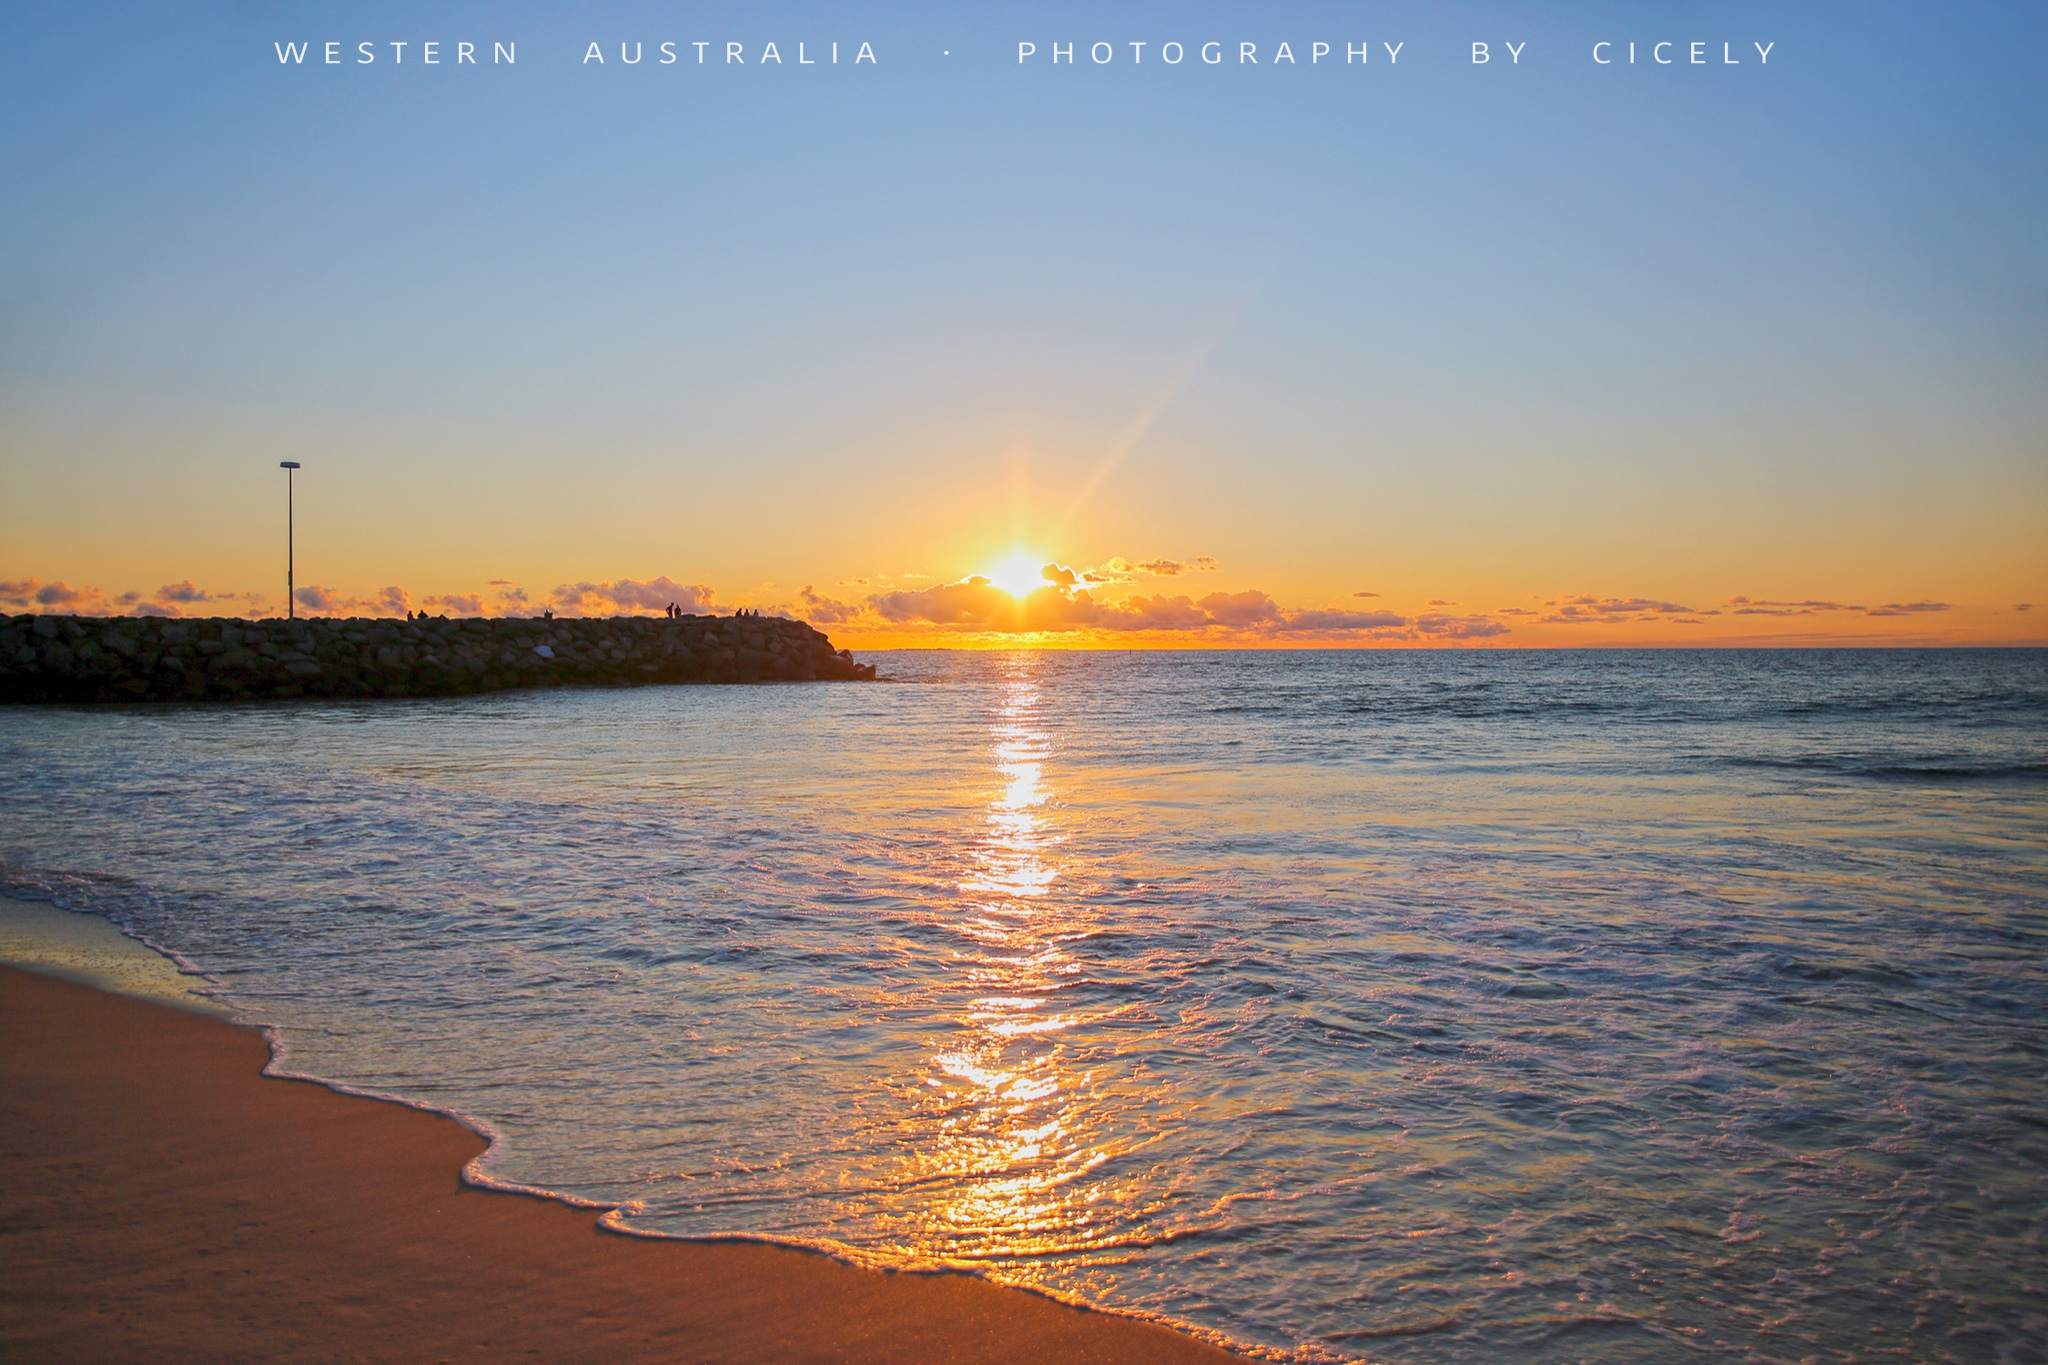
[2,0,2043,646]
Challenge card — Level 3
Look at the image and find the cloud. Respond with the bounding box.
[2017,603,2035,612]
[1043,562,1080,587]
[1108,593,1212,629]
[1193,589,1283,626]
[1414,613,1512,639]
[1727,596,1949,619]
[1727,596,1860,617]
[1092,555,1220,582]
[796,584,862,624]
[154,580,210,604]
[870,577,1097,629]
[1541,595,1700,624]
[369,585,411,616]
[862,575,1463,640]
[1352,590,1380,598]
[0,579,119,613]
[548,576,715,616]
[424,593,485,616]
[1276,608,1408,632]
[1,579,95,609]
[293,584,410,617]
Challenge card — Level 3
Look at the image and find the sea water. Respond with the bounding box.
[2,649,2043,1362]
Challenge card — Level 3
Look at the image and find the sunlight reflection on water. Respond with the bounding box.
[906,670,1103,1261]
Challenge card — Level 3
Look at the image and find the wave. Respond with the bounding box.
[1720,754,2048,782]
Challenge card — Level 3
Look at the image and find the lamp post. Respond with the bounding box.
[279,461,301,619]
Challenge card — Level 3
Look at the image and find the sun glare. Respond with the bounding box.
[988,553,1048,599]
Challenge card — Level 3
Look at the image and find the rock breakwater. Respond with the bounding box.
[0,613,874,703]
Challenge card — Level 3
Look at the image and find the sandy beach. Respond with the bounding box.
[0,962,1234,1363]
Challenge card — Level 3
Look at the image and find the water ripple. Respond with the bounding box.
[1,648,2044,1361]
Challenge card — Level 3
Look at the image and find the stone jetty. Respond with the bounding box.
[0,613,875,703]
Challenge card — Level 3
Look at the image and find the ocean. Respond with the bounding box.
[2,648,2043,1362]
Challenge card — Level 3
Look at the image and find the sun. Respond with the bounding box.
[987,553,1049,599]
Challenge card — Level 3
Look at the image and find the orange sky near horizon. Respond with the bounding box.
[3,385,2041,647]
[1,523,2039,648]
[2,402,2042,648]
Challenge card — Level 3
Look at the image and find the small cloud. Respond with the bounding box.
[2016,603,2035,612]
[37,582,88,607]
[367,585,411,616]
[289,584,410,617]
[1277,608,1406,632]
[154,580,210,604]
[1352,590,1380,598]
[1726,597,1859,616]
[1415,613,1511,639]
[5,580,112,612]
[838,578,870,588]
[1043,562,1079,587]
[424,593,485,616]
[1095,556,1217,580]
[1546,596,1698,622]
[1427,598,1452,607]
[133,602,180,618]
[549,575,714,617]
[797,584,863,624]
[1866,601,1950,616]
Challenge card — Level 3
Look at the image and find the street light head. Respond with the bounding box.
[279,461,301,469]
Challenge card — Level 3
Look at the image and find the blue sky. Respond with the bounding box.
[2,1,2043,641]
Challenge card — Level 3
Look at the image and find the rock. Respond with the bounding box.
[0,612,874,703]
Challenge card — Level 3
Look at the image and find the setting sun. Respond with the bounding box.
[987,553,1050,599]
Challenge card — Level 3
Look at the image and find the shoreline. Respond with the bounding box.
[0,961,1240,1362]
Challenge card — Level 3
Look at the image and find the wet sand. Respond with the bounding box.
[0,897,234,1017]
[0,965,1236,1363]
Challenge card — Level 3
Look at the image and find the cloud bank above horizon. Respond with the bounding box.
[0,559,1996,647]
